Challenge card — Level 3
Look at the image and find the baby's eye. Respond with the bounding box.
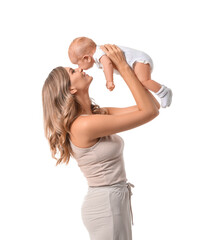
[72,69,75,73]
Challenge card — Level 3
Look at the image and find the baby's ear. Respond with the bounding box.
[83,55,92,62]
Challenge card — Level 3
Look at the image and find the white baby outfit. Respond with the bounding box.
[93,45,154,74]
[93,44,173,108]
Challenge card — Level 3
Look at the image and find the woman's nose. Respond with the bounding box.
[76,67,83,72]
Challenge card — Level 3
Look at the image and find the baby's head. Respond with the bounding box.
[68,37,96,70]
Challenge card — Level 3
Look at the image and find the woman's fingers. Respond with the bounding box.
[102,44,116,53]
[100,44,127,68]
[112,44,121,51]
[100,45,112,55]
[106,45,122,56]
[100,45,108,54]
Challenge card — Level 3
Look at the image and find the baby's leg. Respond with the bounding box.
[133,62,161,93]
[133,62,173,108]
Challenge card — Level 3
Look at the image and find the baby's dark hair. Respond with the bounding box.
[68,37,96,64]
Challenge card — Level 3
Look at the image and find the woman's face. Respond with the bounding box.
[65,67,93,94]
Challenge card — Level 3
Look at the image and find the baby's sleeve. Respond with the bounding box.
[93,45,106,69]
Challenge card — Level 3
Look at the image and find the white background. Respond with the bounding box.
[0,0,211,239]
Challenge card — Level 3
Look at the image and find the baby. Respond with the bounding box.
[68,37,172,108]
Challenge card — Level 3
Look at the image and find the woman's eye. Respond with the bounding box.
[72,69,75,73]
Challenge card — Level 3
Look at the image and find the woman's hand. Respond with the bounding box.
[100,44,128,71]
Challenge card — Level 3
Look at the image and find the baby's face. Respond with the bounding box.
[77,56,95,70]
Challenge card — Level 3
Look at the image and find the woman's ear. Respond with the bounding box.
[70,87,77,95]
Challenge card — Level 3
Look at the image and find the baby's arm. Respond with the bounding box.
[100,55,115,91]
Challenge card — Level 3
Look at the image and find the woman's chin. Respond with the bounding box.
[85,73,93,81]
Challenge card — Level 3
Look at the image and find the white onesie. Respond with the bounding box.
[93,45,154,74]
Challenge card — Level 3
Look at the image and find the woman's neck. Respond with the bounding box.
[76,92,92,115]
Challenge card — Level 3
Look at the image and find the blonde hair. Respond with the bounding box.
[42,66,108,166]
[68,37,96,63]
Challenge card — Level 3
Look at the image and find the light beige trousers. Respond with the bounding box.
[81,180,135,240]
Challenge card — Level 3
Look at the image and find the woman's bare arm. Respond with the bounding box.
[72,45,159,141]
[104,88,160,115]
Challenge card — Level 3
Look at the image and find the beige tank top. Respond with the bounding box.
[70,117,127,186]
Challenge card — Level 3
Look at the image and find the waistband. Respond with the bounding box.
[89,180,127,188]
[88,180,135,225]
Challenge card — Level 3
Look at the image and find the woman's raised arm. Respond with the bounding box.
[101,44,159,114]
[104,87,160,116]
[73,45,159,141]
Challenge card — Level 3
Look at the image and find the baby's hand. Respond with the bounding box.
[106,81,115,91]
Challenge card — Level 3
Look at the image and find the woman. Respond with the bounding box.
[42,44,160,240]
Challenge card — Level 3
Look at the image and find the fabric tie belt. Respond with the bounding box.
[126,181,135,225]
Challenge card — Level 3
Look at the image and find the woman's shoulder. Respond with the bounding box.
[71,111,108,133]
[70,111,108,148]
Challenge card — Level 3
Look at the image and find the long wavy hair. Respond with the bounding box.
[42,66,108,166]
